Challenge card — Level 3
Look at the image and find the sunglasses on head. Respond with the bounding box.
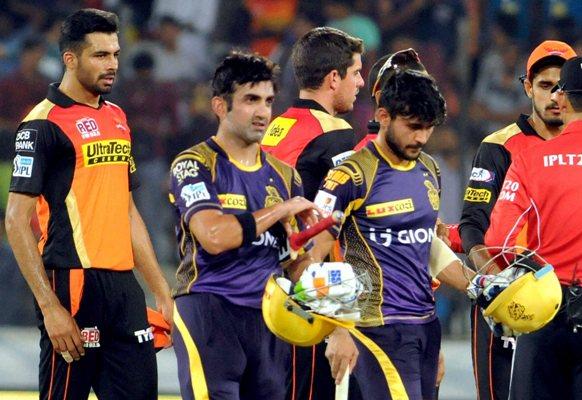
[371,49,421,97]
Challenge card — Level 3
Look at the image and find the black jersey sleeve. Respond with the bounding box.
[295,128,355,201]
[459,141,511,253]
[9,120,62,195]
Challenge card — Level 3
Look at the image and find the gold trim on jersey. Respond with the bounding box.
[172,142,219,182]
[22,99,55,122]
[343,216,384,326]
[417,153,440,190]
[173,304,209,400]
[309,109,352,132]
[482,123,521,145]
[65,190,91,268]
[372,142,416,171]
[265,154,295,197]
[349,328,409,400]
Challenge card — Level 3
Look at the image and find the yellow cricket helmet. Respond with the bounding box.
[483,265,562,334]
[262,275,355,346]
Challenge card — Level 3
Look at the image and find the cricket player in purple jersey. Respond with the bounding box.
[309,69,484,399]
[168,52,320,400]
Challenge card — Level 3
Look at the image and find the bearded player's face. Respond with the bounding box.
[527,66,563,128]
[75,32,120,96]
[224,81,275,145]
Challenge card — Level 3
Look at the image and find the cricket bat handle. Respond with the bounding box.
[289,211,343,250]
[335,368,350,400]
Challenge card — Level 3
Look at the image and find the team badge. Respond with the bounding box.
[424,180,439,211]
[264,185,284,207]
[81,326,101,348]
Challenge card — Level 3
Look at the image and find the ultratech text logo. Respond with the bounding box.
[82,140,131,167]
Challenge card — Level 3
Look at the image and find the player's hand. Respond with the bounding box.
[466,273,511,308]
[278,196,320,236]
[436,350,445,386]
[42,303,84,363]
[435,219,451,247]
[155,291,174,331]
[325,327,358,384]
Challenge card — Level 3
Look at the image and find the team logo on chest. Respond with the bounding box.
[264,185,284,207]
[424,180,439,211]
[76,117,101,139]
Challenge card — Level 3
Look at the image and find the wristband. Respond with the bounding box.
[235,212,257,246]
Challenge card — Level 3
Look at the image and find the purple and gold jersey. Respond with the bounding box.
[169,138,303,309]
[314,142,440,327]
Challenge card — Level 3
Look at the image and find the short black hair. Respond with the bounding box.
[59,8,119,55]
[378,70,446,126]
[292,27,363,90]
[212,51,279,109]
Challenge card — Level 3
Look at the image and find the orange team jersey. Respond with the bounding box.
[9,83,138,271]
[485,120,582,284]
[262,99,355,201]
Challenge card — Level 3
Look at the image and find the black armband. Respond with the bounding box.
[235,212,257,246]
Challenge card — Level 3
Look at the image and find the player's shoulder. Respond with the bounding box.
[265,152,302,186]
[22,99,57,123]
[309,109,353,133]
[332,146,378,185]
[418,151,440,174]
[171,140,218,174]
[482,123,521,146]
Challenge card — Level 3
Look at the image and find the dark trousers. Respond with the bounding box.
[352,319,441,400]
[471,304,514,400]
[173,293,290,400]
[510,310,582,400]
[37,269,157,400]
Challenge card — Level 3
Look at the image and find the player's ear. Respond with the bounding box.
[523,78,533,99]
[62,50,78,71]
[328,69,341,91]
[376,107,391,126]
[211,96,227,119]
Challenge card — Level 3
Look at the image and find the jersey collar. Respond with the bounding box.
[47,82,106,108]
[516,114,542,137]
[292,98,329,114]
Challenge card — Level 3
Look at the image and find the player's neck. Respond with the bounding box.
[299,89,336,116]
[372,136,414,167]
[213,133,260,167]
[59,74,101,108]
[529,113,561,140]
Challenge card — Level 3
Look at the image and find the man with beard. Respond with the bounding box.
[168,51,321,400]
[445,39,576,400]
[261,26,364,400]
[4,8,173,399]
[309,69,482,400]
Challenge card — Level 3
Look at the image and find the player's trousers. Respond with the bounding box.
[509,308,582,399]
[173,292,290,400]
[286,343,362,400]
[471,304,514,400]
[37,269,157,400]
[352,318,441,400]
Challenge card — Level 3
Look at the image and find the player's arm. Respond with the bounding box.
[459,142,510,270]
[129,195,173,324]
[189,197,319,255]
[484,155,530,252]
[296,128,355,200]
[5,192,85,361]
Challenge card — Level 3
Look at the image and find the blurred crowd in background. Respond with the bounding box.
[0,0,580,335]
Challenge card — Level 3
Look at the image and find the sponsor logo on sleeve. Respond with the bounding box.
[172,159,199,183]
[12,155,34,177]
[181,182,210,207]
[314,191,337,217]
[470,167,495,183]
[15,129,37,152]
[218,193,247,210]
[261,117,296,147]
[322,170,351,191]
[365,198,414,218]
[76,117,101,139]
[464,187,492,203]
[82,140,131,167]
[498,180,520,202]
[331,150,354,166]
